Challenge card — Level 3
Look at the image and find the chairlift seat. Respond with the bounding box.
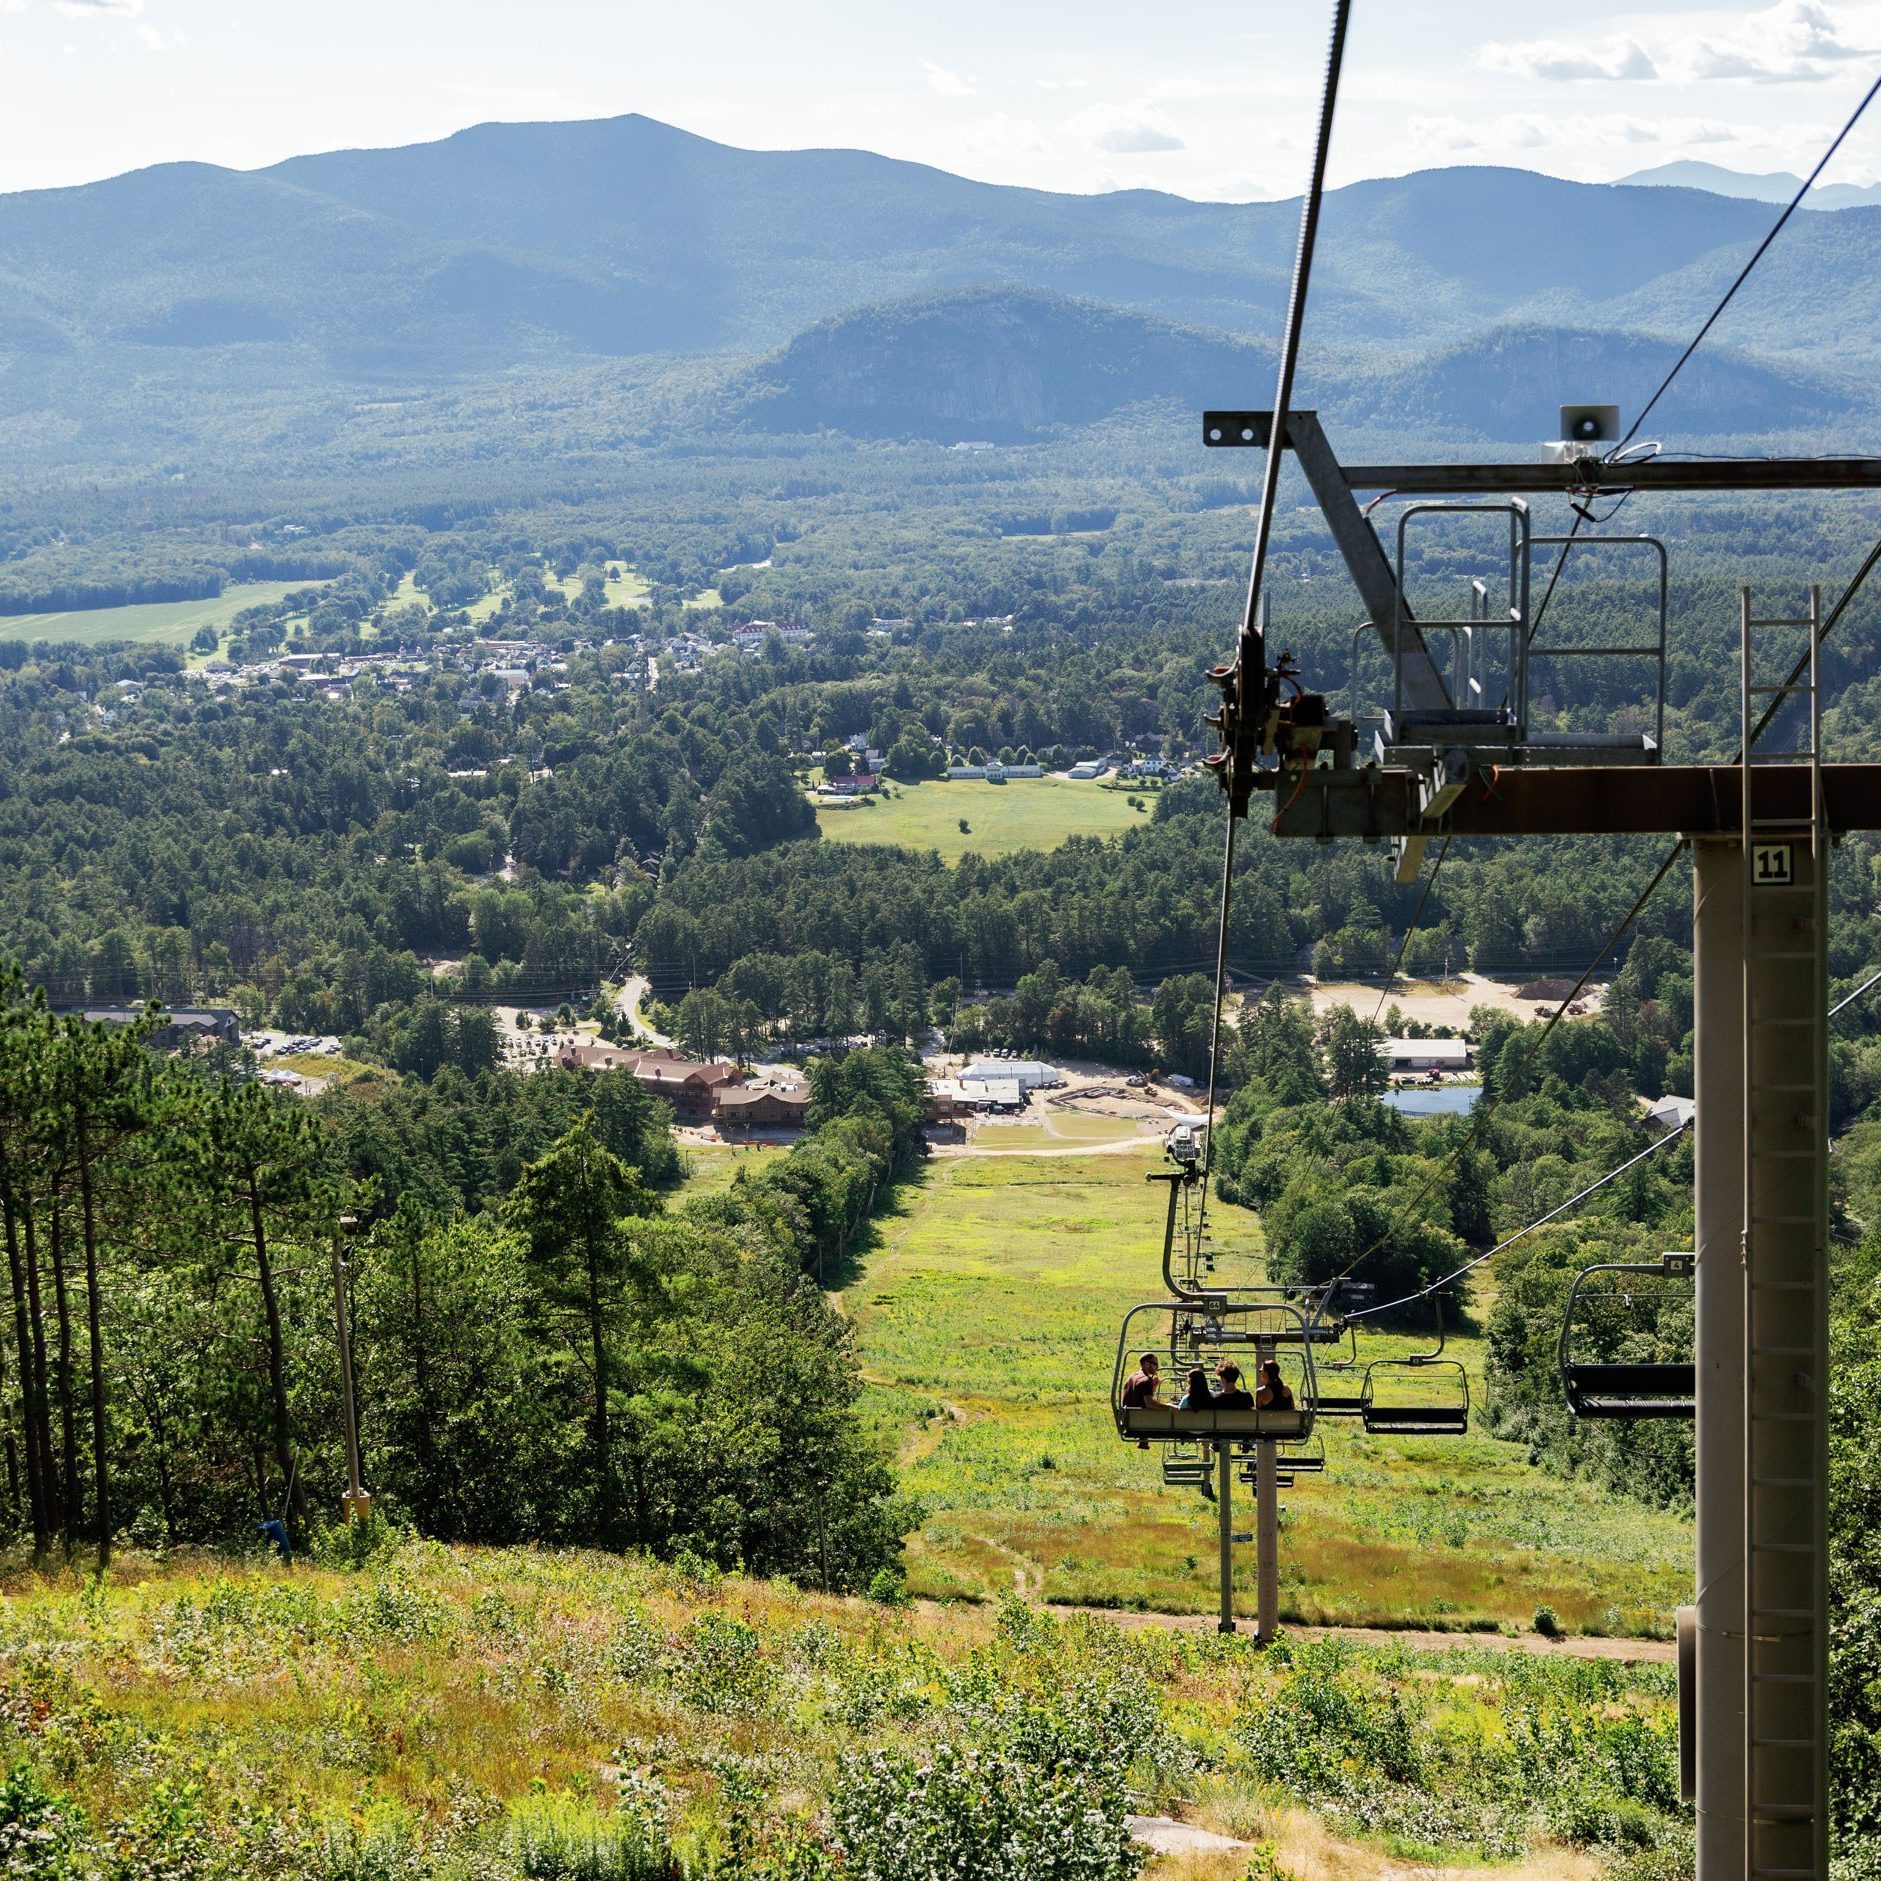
[1120,1405,1311,1442]
[1360,1403,1470,1435]
[1564,1361,1694,1420]
[1311,1390,1366,1419]
[1162,1460,1213,1485]
[1359,1355,1470,1437]
[1558,1256,1695,1420]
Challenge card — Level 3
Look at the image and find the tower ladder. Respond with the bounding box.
[1737,585,1830,1881]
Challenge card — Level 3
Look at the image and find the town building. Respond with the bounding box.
[557,1043,807,1125]
[1375,1037,1473,1074]
[959,1059,1061,1092]
[73,1006,241,1053]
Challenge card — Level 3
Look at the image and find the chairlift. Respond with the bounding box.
[1304,1312,1367,1419]
[1357,1296,1469,1436]
[1112,1298,1318,1447]
[1239,1433,1325,1486]
[1558,1252,1695,1420]
[1161,1441,1213,1487]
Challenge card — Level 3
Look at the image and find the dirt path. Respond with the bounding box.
[915,1598,1674,1663]
[930,1135,1156,1159]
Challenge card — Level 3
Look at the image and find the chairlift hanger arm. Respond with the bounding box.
[1271,760,1881,840]
[1206,416,1881,494]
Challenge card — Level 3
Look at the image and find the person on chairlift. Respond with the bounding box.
[1178,1365,1214,1410]
[1213,1361,1254,1410]
[1121,1351,1163,1407]
[1256,1359,1296,1413]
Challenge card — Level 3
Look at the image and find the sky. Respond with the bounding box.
[0,0,1879,199]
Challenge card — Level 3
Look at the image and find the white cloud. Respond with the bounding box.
[1479,35,1658,82]
[53,0,143,13]
[1481,2,1877,87]
[1410,111,1740,154]
[920,59,975,98]
[1677,1,1873,80]
[1035,76,1090,92]
[959,113,1047,156]
[1065,100,1184,154]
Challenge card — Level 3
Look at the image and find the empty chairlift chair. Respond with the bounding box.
[1162,1441,1214,1488]
[1304,1312,1367,1420]
[1558,1252,1695,1420]
[1357,1298,1470,1436]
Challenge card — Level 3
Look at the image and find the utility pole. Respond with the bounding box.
[331,1212,370,1523]
[1215,1440,1234,1634]
[1255,1337,1280,1642]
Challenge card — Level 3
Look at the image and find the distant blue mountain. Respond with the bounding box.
[1617,160,1881,212]
[0,114,1875,462]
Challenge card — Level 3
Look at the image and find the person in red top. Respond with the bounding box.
[1121,1352,1163,1407]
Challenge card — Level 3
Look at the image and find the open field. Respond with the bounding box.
[0,580,328,648]
[545,561,651,608]
[817,774,1146,862]
[676,1137,790,1198]
[0,1541,1682,1880]
[962,1110,1161,1151]
[846,1150,1693,1634]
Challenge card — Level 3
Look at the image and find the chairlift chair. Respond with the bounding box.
[1161,1442,1213,1487]
[1304,1311,1367,1419]
[1558,1252,1695,1420]
[1357,1294,1470,1436]
[1112,1297,1319,1447]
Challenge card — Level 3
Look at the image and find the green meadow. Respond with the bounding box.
[816,774,1146,862]
[846,1150,1693,1634]
[0,580,327,648]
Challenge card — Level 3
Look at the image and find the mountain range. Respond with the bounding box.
[0,114,1876,469]
[1617,160,1881,212]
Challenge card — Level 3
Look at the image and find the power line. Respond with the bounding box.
[1613,70,1881,456]
[1314,838,1687,1304]
[1198,0,1350,1245]
[1342,1116,1692,1324]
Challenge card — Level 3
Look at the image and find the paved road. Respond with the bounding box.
[615,974,676,1049]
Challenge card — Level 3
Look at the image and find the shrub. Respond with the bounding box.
[509,1790,669,1881]
[1533,1605,1563,1639]
[829,1743,1141,1881]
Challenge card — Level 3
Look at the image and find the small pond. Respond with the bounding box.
[1380,1084,1482,1116]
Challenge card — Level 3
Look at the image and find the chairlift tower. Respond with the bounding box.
[1203,410,1881,1881]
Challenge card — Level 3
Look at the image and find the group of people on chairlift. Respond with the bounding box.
[1120,1351,1295,1413]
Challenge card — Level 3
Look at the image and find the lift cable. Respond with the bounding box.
[1195,811,1239,1248]
[1746,534,1881,756]
[1341,1115,1692,1325]
[1613,68,1881,458]
[1831,965,1881,1020]
[1313,839,1687,1309]
[1505,78,1881,691]
[1197,0,1351,1239]
[1330,526,1881,1301]
[1371,836,1451,1028]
